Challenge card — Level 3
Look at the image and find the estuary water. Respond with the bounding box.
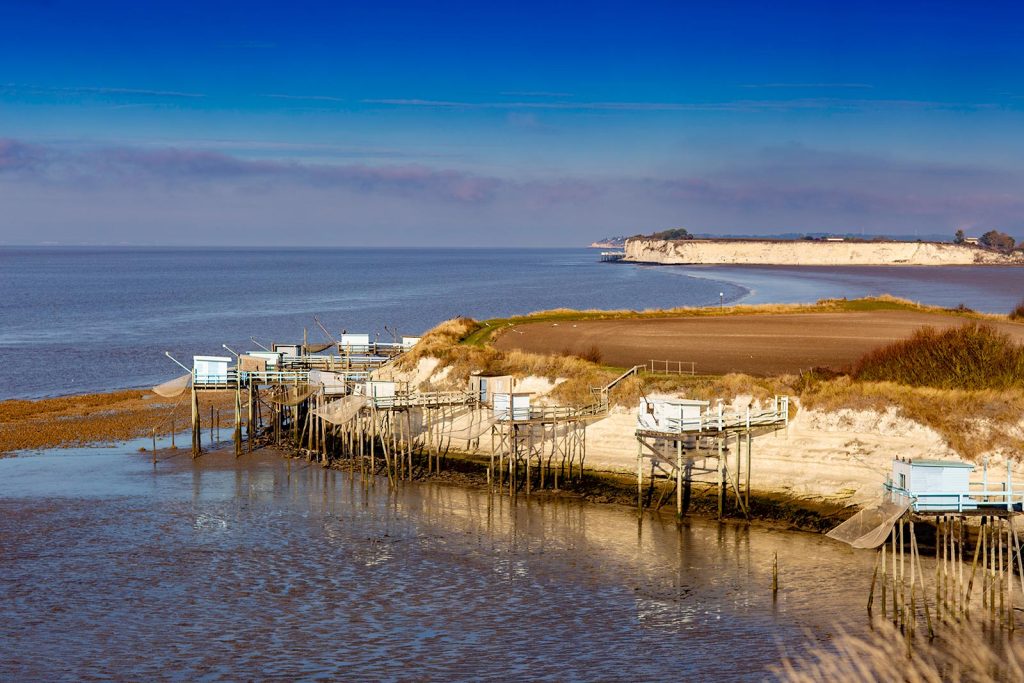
[2,246,1023,400]
[0,446,873,681]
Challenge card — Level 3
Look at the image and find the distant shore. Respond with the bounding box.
[625,237,1024,266]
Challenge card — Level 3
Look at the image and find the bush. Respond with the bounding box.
[647,227,693,240]
[1010,299,1024,321]
[853,323,1024,390]
[980,229,1015,252]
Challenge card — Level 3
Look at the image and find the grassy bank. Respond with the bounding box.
[399,298,1024,462]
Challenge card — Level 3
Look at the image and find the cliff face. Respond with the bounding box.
[624,238,1024,266]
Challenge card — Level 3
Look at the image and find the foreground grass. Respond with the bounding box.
[776,619,1023,682]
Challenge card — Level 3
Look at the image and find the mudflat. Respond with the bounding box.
[0,389,237,455]
[493,310,1024,375]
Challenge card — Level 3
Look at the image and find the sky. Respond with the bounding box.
[1,0,1023,246]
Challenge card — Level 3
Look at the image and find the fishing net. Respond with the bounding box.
[264,385,319,406]
[826,491,913,549]
[315,395,369,425]
[433,413,498,439]
[152,374,191,398]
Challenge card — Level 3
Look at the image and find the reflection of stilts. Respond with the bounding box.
[867,513,1024,636]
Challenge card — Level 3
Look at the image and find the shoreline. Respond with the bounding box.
[0,388,849,533]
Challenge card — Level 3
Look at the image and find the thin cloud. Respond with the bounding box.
[498,91,574,98]
[1,82,205,98]
[741,82,874,89]
[363,97,988,113]
[263,93,345,102]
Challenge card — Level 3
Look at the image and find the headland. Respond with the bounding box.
[624,236,1024,266]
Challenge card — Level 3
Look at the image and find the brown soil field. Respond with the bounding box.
[493,310,1024,376]
[0,389,237,455]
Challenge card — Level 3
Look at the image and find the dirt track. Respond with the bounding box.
[493,310,1024,376]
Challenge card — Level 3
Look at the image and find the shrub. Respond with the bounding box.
[980,229,1015,252]
[853,323,1024,390]
[1010,299,1024,321]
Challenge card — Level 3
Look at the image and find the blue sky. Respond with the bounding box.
[1,0,1023,246]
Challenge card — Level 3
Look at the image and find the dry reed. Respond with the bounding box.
[775,620,1024,682]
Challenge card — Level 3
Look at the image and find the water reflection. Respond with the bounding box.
[1,448,874,681]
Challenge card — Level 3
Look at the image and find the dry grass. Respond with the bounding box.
[1010,298,1024,321]
[775,620,1024,682]
[854,323,1024,390]
[408,311,1024,461]
[801,377,1024,460]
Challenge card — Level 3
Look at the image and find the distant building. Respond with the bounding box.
[824,237,845,242]
[963,237,980,245]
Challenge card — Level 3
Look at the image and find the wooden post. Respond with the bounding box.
[745,429,752,509]
[772,551,778,599]
[717,435,725,519]
[910,524,935,638]
[247,383,254,453]
[868,548,881,611]
[234,385,242,457]
[191,385,201,458]
[152,429,157,465]
[637,440,643,514]
[675,438,683,519]
[171,415,175,449]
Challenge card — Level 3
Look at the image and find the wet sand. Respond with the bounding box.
[0,389,237,455]
[493,309,1024,375]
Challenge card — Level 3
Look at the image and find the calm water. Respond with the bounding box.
[0,447,873,681]
[2,246,1023,400]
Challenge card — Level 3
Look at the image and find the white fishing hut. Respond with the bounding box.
[469,375,513,407]
[193,355,231,384]
[493,392,532,421]
[308,369,348,396]
[249,351,283,369]
[341,333,371,353]
[888,458,977,512]
[637,397,709,433]
[273,343,301,358]
[401,336,421,349]
[355,379,396,408]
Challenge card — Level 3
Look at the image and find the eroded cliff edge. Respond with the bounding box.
[624,238,1024,266]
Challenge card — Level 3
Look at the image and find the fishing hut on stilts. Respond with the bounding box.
[634,395,791,519]
[485,366,640,496]
[828,457,1024,637]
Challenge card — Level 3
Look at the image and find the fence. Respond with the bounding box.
[645,359,697,375]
